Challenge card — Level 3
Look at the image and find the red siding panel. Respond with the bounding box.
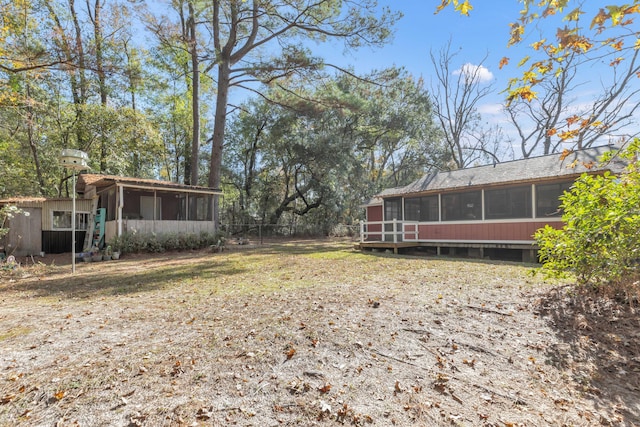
[367,205,383,222]
[366,205,383,240]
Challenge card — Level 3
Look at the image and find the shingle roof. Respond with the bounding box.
[380,145,626,198]
[0,196,49,204]
[0,197,81,205]
[77,173,222,193]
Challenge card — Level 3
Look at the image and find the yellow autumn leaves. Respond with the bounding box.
[435,0,473,16]
[438,1,640,111]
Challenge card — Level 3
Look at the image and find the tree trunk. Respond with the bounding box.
[70,0,88,149]
[45,0,88,149]
[124,41,140,176]
[208,60,231,223]
[243,119,265,203]
[92,0,109,172]
[188,1,200,186]
[25,80,45,195]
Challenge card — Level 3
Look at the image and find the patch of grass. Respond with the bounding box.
[304,248,364,261]
[0,326,33,341]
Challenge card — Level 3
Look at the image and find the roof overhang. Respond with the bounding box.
[115,182,222,195]
[370,145,626,200]
[77,173,222,195]
[360,196,383,208]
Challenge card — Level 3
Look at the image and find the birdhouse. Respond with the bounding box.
[60,149,89,170]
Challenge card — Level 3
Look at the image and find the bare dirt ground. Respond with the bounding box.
[0,239,639,426]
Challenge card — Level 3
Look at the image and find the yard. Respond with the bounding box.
[0,239,638,426]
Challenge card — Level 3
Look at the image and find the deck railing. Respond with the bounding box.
[359,220,419,243]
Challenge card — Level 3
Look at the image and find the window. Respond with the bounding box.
[441,191,482,221]
[140,195,161,220]
[384,198,402,221]
[404,196,439,221]
[383,198,402,242]
[177,194,187,220]
[103,188,116,221]
[190,195,213,221]
[404,198,420,221]
[536,181,573,217]
[52,211,89,230]
[178,194,214,221]
[421,196,439,221]
[485,185,532,219]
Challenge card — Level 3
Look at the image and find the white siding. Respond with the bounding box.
[123,220,216,235]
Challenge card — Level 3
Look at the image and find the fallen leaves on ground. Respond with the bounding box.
[0,239,638,425]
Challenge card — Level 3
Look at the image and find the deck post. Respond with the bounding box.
[392,219,398,244]
[360,220,364,243]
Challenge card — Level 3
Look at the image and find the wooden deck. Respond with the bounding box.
[356,240,538,262]
[357,220,540,261]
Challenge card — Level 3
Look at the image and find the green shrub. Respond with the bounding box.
[329,224,357,238]
[161,233,181,251]
[182,233,200,250]
[145,233,164,253]
[199,231,221,247]
[108,230,227,254]
[535,140,640,291]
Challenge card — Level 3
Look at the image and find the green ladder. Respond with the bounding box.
[82,197,99,252]
[91,208,106,250]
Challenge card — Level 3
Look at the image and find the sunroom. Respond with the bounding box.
[76,174,222,245]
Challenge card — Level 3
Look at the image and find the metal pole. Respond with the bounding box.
[60,148,89,274]
[72,172,76,274]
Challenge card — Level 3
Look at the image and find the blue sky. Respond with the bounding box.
[306,2,538,157]
[311,2,638,156]
[226,2,565,112]
[355,3,521,74]
[321,2,526,98]
[306,2,537,150]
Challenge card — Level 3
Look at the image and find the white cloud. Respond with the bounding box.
[453,63,494,84]
[477,103,504,116]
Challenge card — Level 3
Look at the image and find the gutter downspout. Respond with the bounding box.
[153,190,157,233]
[118,184,123,237]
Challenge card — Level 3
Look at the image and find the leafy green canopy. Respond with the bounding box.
[535,140,640,288]
[222,69,446,230]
